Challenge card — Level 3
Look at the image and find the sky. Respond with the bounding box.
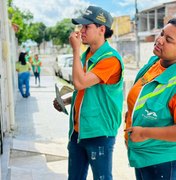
[13,0,173,27]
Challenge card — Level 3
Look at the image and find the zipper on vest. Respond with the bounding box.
[131,87,143,122]
[77,94,85,143]
[69,100,76,141]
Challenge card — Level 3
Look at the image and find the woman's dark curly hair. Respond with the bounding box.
[19,52,26,65]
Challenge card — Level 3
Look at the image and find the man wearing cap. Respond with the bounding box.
[54,5,124,180]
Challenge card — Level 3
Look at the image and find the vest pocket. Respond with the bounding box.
[138,100,164,125]
[134,99,172,127]
[146,99,164,111]
[81,108,101,130]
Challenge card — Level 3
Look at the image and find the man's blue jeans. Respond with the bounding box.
[18,72,30,97]
[67,131,115,180]
[135,160,176,180]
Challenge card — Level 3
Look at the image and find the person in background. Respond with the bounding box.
[32,54,42,87]
[125,18,176,180]
[53,5,124,180]
[25,47,32,63]
[16,52,31,98]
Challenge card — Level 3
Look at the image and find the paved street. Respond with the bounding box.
[2,54,138,180]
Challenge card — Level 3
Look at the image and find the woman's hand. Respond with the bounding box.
[125,126,149,142]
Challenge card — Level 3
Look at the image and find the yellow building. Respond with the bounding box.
[112,16,131,37]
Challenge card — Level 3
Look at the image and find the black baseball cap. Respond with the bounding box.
[72,6,113,29]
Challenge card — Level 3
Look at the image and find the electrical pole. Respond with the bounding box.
[135,0,140,68]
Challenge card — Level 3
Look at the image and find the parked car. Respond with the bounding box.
[60,57,73,83]
[53,54,73,77]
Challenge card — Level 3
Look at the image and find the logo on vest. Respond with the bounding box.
[142,109,157,120]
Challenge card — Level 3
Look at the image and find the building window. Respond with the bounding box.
[157,7,165,29]
[149,10,155,30]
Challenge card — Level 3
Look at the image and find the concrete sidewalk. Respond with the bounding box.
[2,75,135,180]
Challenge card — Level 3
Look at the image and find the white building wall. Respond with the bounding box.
[0,0,10,134]
[140,42,155,66]
[0,1,18,179]
[0,0,18,138]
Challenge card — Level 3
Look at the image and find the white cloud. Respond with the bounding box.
[137,0,172,11]
[111,0,173,18]
[13,0,175,26]
[13,0,90,26]
[112,0,172,9]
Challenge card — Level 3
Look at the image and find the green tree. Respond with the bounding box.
[8,4,34,44]
[52,18,74,46]
[28,22,46,47]
[44,27,53,41]
[8,1,76,47]
[8,0,13,7]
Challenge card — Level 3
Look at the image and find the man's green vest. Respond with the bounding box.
[69,41,124,140]
[128,56,176,168]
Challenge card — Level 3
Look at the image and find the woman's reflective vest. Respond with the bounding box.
[128,56,176,168]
